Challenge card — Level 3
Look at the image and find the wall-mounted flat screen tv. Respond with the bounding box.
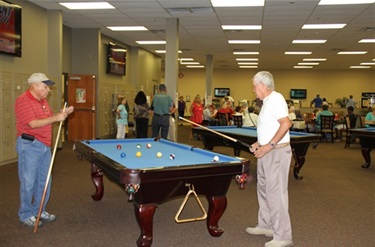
[214,88,230,98]
[290,89,307,99]
[107,42,126,76]
[0,0,22,57]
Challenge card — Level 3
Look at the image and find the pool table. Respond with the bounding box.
[192,126,320,180]
[74,138,250,247]
[350,127,375,168]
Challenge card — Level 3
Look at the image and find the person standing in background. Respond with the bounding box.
[189,95,204,126]
[310,94,323,108]
[246,71,293,247]
[178,96,187,126]
[133,91,149,138]
[150,84,173,139]
[15,73,74,227]
[116,97,128,139]
[346,95,357,108]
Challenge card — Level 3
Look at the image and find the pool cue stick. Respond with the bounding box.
[178,116,252,149]
[34,102,67,233]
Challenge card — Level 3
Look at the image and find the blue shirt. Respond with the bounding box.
[151,93,173,115]
[116,104,128,125]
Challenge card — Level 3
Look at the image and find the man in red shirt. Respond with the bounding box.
[15,73,74,227]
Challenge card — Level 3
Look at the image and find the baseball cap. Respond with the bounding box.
[27,73,55,86]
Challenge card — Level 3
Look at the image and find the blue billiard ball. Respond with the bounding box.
[120,152,126,158]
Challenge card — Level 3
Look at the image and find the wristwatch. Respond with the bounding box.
[270,142,276,148]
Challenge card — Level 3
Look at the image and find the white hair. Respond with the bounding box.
[252,71,275,90]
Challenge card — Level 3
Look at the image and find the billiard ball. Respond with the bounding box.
[146,143,152,149]
[156,152,162,158]
[136,144,142,149]
[116,145,122,150]
[136,151,142,157]
[86,141,90,144]
[169,154,175,160]
[212,155,219,162]
[120,152,126,158]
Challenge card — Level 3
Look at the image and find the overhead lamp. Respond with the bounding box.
[236,58,259,61]
[233,52,259,55]
[294,66,313,69]
[211,0,264,7]
[338,51,367,54]
[239,66,258,68]
[229,40,260,44]
[285,52,312,55]
[303,58,327,61]
[292,40,327,44]
[302,24,346,29]
[107,26,147,31]
[350,66,371,68]
[360,62,375,65]
[59,2,115,9]
[186,65,205,68]
[359,39,375,43]
[298,62,320,65]
[222,25,262,30]
[137,41,166,45]
[318,0,375,5]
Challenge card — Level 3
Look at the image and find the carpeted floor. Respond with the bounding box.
[1,125,374,247]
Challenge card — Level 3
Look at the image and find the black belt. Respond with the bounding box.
[154,113,170,116]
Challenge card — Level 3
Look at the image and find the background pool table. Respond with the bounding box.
[74,138,250,247]
[192,126,320,180]
[350,127,375,168]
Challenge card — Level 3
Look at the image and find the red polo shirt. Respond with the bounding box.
[15,90,53,146]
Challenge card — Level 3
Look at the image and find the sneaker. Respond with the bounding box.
[265,239,293,247]
[40,212,56,222]
[21,216,42,227]
[246,226,273,237]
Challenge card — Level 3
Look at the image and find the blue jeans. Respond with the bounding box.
[16,137,52,221]
[151,115,170,139]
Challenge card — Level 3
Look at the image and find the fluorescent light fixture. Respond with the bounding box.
[59,2,115,9]
[107,26,147,31]
[350,66,371,68]
[233,52,259,55]
[302,24,346,29]
[359,39,375,43]
[222,25,262,30]
[285,52,312,55]
[229,40,260,44]
[186,65,205,68]
[180,62,200,65]
[239,66,258,68]
[298,62,319,65]
[319,0,375,5]
[303,58,327,61]
[211,0,265,7]
[137,41,166,45]
[292,40,327,44]
[236,58,259,61]
[179,58,194,61]
[338,51,367,55]
[360,62,375,65]
[238,62,258,65]
[155,50,182,53]
[294,66,313,69]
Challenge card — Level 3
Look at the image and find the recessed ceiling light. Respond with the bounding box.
[292,40,327,44]
[211,0,264,7]
[107,26,148,31]
[229,40,260,44]
[59,2,115,9]
[137,41,166,45]
[302,24,346,29]
[318,0,375,5]
[233,52,259,55]
[285,52,312,55]
[222,25,262,30]
[338,51,368,54]
[350,66,371,68]
[303,58,327,61]
[359,39,375,43]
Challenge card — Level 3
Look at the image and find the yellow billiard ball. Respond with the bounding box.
[156,152,162,158]
[136,151,142,157]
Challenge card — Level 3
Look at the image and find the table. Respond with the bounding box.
[192,126,320,180]
[350,127,375,168]
[74,138,249,247]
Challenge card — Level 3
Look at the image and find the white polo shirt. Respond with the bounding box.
[257,91,290,146]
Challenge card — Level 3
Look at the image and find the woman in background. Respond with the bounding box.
[365,105,375,127]
[116,97,128,139]
[189,96,204,126]
[133,91,149,138]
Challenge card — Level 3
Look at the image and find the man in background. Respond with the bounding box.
[150,84,173,139]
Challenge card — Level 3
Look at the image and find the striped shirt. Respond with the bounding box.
[15,90,53,146]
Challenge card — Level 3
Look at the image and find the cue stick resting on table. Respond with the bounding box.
[178,116,253,150]
[34,102,67,233]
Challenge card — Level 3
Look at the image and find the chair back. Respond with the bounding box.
[359,116,366,128]
[216,113,229,126]
[320,115,334,131]
[232,115,243,127]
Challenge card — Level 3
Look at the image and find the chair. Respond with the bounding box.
[359,116,366,128]
[232,115,243,128]
[216,113,229,126]
[343,116,357,148]
[317,115,335,143]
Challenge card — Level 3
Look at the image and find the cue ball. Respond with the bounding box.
[120,152,126,158]
[169,154,175,160]
[146,143,152,148]
[156,152,162,158]
[136,144,142,149]
[116,144,122,150]
[136,151,142,157]
[212,156,219,162]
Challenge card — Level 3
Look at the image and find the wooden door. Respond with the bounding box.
[67,74,96,141]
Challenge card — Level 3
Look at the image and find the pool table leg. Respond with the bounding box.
[134,203,157,247]
[206,195,227,237]
[90,163,104,201]
[360,148,372,168]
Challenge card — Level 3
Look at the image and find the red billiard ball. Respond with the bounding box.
[117,145,122,150]
[146,143,152,148]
